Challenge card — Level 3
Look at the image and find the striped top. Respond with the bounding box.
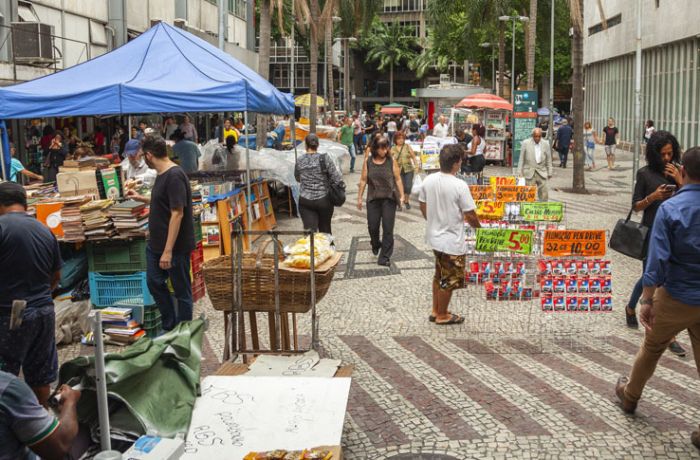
[295,153,343,201]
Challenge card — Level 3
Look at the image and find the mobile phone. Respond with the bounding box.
[664,184,677,192]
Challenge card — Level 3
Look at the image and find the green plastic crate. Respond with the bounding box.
[144,326,163,339]
[143,313,162,331]
[87,239,148,273]
[193,216,203,243]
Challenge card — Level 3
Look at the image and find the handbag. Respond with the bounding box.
[319,154,346,207]
[609,207,649,260]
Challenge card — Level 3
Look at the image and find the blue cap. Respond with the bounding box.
[124,139,141,157]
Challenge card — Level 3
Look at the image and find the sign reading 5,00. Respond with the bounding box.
[475,229,533,254]
[543,230,606,257]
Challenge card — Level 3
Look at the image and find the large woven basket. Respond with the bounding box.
[202,239,340,313]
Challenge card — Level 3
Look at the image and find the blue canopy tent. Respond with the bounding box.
[0,21,295,188]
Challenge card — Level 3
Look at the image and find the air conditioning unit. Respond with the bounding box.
[11,22,54,63]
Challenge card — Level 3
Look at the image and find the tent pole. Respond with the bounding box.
[93,311,112,451]
[0,121,9,181]
[244,111,252,224]
[290,116,298,162]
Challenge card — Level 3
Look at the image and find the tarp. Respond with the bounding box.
[58,318,205,439]
[0,22,295,119]
[455,93,513,111]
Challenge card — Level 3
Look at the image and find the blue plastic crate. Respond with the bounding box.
[89,272,154,307]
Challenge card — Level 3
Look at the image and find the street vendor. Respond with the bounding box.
[121,139,156,189]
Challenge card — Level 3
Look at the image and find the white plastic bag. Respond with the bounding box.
[411,173,424,197]
[54,297,91,345]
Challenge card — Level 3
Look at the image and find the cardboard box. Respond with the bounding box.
[56,170,99,197]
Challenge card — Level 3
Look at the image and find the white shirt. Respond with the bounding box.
[419,172,476,255]
[534,141,542,163]
[123,159,157,187]
[387,121,397,132]
[432,122,449,138]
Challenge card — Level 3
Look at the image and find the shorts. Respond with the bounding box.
[604,145,616,156]
[0,307,58,387]
[433,251,466,291]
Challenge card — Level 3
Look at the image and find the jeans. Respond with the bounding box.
[299,195,334,234]
[627,259,647,311]
[367,198,396,264]
[585,144,595,166]
[146,246,193,331]
[388,131,396,146]
[624,287,700,402]
[558,148,569,167]
[353,134,364,156]
[345,144,356,172]
[400,171,414,198]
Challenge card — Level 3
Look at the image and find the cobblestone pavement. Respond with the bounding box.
[58,147,700,459]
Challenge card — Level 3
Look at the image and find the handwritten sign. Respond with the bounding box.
[475,229,533,254]
[543,230,606,257]
[495,185,538,202]
[475,201,505,220]
[469,185,494,201]
[520,202,564,222]
[489,176,517,186]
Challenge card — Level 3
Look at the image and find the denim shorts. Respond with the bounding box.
[0,307,58,387]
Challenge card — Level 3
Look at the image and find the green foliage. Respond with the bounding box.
[362,19,419,72]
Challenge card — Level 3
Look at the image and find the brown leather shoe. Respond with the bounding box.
[616,376,637,414]
[692,428,700,449]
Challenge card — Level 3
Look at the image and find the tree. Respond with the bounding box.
[570,0,585,192]
[363,21,418,102]
[526,0,537,89]
[256,0,286,147]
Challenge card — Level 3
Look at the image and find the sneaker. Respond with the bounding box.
[378,259,391,267]
[668,341,687,358]
[405,202,411,210]
[625,307,639,329]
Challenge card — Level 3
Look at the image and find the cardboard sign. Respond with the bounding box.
[495,185,537,202]
[543,230,606,257]
[521,202,564,222]
[469,185,494,201]
[475,201,505,220]
[489,176,517,186]
[475,229,534,254]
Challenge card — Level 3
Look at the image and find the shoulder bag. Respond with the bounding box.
[609,207,648,260]
[319,154,346,207]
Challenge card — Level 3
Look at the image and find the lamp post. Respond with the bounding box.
[549,1,555,140]
[480,42,496,93]
[499,15,529,104]
[335,36,357,113]
[324,16,342,112]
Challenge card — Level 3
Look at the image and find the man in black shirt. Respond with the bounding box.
[127,136,195,331]
[0,182,62,405]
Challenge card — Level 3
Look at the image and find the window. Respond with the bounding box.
[588,14,622,36]
[383,0,424,13]
[398,20,420,37]
[228,0,247,19]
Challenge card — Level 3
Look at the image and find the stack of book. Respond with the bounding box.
[101,307,145,344]
[59,156,110,172]
[80,199,116,240]
[60,196,90,242]
[109,200,149,237]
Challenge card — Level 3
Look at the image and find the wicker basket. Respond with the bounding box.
[202,239,340,313]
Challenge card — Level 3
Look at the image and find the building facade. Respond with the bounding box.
[0,0,257,86]
[583,0,700,149]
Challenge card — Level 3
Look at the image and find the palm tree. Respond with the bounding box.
[526,0,537,89]
[570,0,585,192]
[410,42,450,79]
[363,21,418,102]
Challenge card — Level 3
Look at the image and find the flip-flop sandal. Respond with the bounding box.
[429,315,436,322]
[436,313,465,325]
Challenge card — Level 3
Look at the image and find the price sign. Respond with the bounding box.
[521,202,564,222]
[489,176,517,186]
[495,185,537,202]
[475,229,533,254]
[469,185,494,201]
[543,230,606,257]
[475,201,505,220]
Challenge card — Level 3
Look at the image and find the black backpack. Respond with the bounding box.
[409,120,419,133]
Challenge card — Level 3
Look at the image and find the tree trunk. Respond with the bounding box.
[498,27,506,98]
[344,40,351,114]
[308,0,320,133]
[571,0,586,193]
[527,0,537,90]
[256,0,272,148]
[325,19,336,125]
[389,62,394,103]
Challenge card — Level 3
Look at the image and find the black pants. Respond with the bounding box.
[461,155,486,175]
[299,195,334,234]
[558,148,569,167]
[367,198,396,264]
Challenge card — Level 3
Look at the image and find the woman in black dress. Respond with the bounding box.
[624,130,686,357]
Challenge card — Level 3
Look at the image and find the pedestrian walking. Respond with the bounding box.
[615,147,700,452]
[406,113,420,141]
[554,119,573,168]
[391,132,419,209]
[337,117,356,173]
[418,144,481,325]
[643,120,656,144]
[432,115,450,138]
[583,121,598,170]
[357,137,404,267]
[601,117,620,169]
[294,134,343,234]
[623,130,686,356]
[353,114,364,155]
[126,136,195,331]
[386,117,398,146]
[518,128,553,201]
[0,182,62,406]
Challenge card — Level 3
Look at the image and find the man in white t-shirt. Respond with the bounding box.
[432,116,450,138]
[419,144,481,325]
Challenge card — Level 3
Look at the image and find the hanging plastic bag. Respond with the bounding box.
[411,173,424,197]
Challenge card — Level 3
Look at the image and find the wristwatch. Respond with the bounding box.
[640,298,653,306]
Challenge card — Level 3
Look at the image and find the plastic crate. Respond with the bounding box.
[193,216,203,243]
[144,326,163,339]
[191,243,204,273]
[193,273,206,302]
[143,313,162,331]
[89,272,154,307]
[143,305,160,323]
[87,239,148,273]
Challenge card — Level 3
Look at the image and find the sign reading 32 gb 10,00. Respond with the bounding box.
[543,230,606,257]
[475,229,533,254]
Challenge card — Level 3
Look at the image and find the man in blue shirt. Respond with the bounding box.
[554,119,573,168]
[616,147,700,450]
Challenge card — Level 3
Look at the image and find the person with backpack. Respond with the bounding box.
[406,114,420,141]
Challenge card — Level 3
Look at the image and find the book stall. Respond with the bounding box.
[0,22,350,460]
[459,176,613,352]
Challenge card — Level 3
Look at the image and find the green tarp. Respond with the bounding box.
[59,318,205,438]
